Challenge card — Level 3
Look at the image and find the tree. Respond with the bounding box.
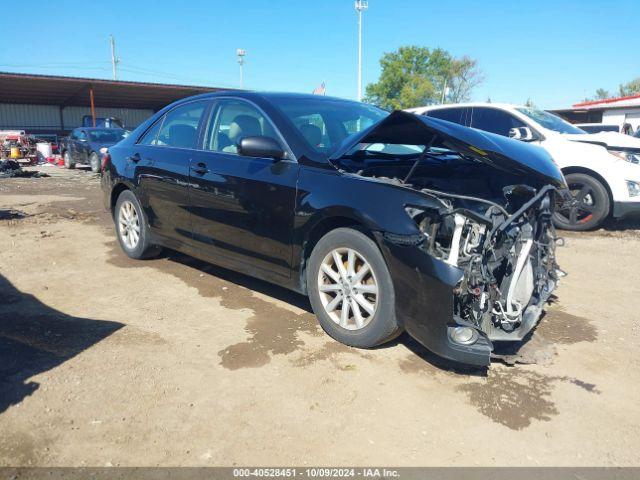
[594,88,611,100]
[619,78,640,97]
[364,46,483,110]
[525,97,535,108]
[446,56,484,103]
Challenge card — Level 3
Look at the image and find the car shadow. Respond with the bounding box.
[163,250,486,374]
[601,214,640,231]
[0,273,123,414]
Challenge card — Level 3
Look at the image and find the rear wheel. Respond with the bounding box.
[63,151,75,169]
[307,228,401,348]
[553,173,610,231]
[114,190,162,259]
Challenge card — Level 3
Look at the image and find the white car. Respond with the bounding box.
[407,103,640,230]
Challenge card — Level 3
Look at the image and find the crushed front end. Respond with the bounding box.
[331,110,567,367]
[384,185,562,367]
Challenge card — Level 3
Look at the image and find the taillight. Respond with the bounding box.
[101,153,111,172]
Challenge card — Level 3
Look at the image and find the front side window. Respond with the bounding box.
[205,100,280,154]
[515,107,585,135]
[77,130,87,141]
[155,101,207,149]
[471,108,526,137]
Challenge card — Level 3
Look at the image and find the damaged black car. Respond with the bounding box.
[101,92,566,367]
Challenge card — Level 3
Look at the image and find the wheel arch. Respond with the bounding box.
[110,182,132,217]
[297,215,376,294]
[561,166,613,215]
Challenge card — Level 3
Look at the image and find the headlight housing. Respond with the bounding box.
[609,150,640,164]
[627,180,640,197]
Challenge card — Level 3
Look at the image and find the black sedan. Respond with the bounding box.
[101,91,565,367]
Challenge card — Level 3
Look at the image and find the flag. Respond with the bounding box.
[312,81,326,95]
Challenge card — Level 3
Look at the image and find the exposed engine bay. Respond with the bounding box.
[406,184,560,341]
[335,149,563,342]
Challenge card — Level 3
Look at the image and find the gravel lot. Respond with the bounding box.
[1,165,639,466]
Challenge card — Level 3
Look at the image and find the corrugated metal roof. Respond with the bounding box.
[0,71,234,110]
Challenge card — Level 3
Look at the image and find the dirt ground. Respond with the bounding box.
[1,165,639,467]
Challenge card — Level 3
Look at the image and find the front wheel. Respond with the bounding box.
[306,228,401,348]
[553,173,610,231]
[114,190,162,259]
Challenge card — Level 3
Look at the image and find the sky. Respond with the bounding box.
[1,0,638,109]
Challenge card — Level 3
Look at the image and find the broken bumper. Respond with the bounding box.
[376,235,494,367]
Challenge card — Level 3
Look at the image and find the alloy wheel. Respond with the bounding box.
[317,247,379,330]
[118,200,141,249]
[555,181,597,226]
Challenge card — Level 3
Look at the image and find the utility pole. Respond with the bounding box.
[110,34,119,80]
[237,49,246,89]
[355,0,368,101]
[441,76,448,104]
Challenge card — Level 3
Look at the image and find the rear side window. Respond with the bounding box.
[425,108,467,125]
[147,101,207,149]
[138,119,163,145]
[471,107,526,137]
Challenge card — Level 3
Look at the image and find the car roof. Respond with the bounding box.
[77,127,125,131]
[407,102,525,113]
[179,90,363,105]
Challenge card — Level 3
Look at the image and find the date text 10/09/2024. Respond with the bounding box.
[232,469,400,478]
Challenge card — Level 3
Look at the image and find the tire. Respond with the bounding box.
[89,152,100,173]
[553,173,610,231]
[306,227,401,348]
[63,151,75,169]
[114,190,162,260]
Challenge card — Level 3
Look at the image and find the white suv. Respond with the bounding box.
[407,103,640,230]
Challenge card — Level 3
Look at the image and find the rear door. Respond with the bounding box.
[76,129,91,163]
[188,98,298,280]
[133,100,209,247]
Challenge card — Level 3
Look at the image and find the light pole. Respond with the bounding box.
[355,0,368,101]
[110,34,119,80]
[237,49,246,89]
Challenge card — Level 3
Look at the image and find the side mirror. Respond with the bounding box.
[238,136,285,160]
[509,126,536,142]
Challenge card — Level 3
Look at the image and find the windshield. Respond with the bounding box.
[88,129,127,143]
[515,107,586,135]
[269,96,388,156]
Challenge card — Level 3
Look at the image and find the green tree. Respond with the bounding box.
[364,46,482,110]
[619,78,640,97]
[595,88,611,100]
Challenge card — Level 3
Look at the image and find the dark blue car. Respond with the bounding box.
[61,127,128,172]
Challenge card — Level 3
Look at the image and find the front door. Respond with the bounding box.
[188,99,298,280]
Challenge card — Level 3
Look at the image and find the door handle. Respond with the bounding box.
[127,153,141,163]
[191,162,209,175]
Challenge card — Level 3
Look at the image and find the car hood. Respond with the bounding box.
[562,131,640,151]
[330,110,565,187]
